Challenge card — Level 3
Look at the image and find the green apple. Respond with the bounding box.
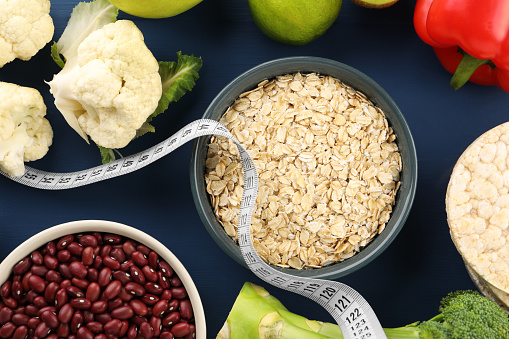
[351,0,398,8]
[107,0,203,18]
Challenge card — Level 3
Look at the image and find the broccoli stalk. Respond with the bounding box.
[217,282,509,339]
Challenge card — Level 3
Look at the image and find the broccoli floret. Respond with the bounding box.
[386,290,509,339]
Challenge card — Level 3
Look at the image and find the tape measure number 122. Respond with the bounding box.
[4,118,387,339]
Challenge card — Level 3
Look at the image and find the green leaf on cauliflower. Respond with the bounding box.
[98,52,203,164]
[52,0,118,66]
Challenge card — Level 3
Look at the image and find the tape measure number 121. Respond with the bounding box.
[4,118,387,339]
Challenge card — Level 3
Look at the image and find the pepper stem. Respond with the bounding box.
[450,52,491,90]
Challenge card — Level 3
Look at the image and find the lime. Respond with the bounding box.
[248,0,342,46]
[107,0,203,18]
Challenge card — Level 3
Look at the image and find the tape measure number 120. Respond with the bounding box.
[4,118,387,339]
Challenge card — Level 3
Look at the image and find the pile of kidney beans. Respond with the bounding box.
[0,232,196,339]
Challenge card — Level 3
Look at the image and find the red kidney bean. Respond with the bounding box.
[44,255,59,270]
[35,321,52,338]
[41,310,59,328]
[112,271,132,285]
[58,303,74,323]
[59,263,73,279]
[94,312,112,324]
[103,319,122,335]
[99,245,111,258]
[184,324,196,339]
[66,286,85,299]
[37,306,56,317]
[56,322,70,337]
[142,266,158,283]
[87,268,98,283]
[160,331,174,339]
[27,317,41,329]
[67,242,84,256]
[129,299,148,317]
[141,294,159,306]
[3,297,17,309]
[0,321,16,338]
[107,297,123,313]
[148,252,159,269]
[79,235,98,248]
[129,266,145,285]
[43,282,59,303]
[31,265,49,277]
[104,234,122,245]
[171,322,190,337]
[118,287,134,302]
[85,282,100,302]
[0,307,12,325]
[179,299,193,320]
[167,299,179,312]
[122,241,136,257]
[60,279,71,289]
[139,321,153,339]
[92,255,103,270]
[120,259,135,272]
[31,251,44,265]
[56,249,71,263]
[103,256,120,271]
[34,295,48,308]
[158,261,173,278]
[69,261,88,279]
[46,270,63,284]
[57,235,74,250]
[46,242,57,256]
[152,299,168,318]
[120,320,129,337]
[82,247,95,267]
[162,311,180,327]
[90,300,107,314]
[136,245,150,256]
[21,273,32,295]
[76,326,94,339]
[127,323,138,339]
[103,280,122,300]
[10,281,22,300]
[55,288,68,309]
[161,289,172,301]
[70,310,83,333]
[169,276,182,287]
[125,282,145,297]
[150,316,162,336]
[25,305,38,317]
[158,272,171,290]
[12,324,28,339]
[83,310,94,323]
[109,248,126,263]
[97,267,112,287]
[85,320,103,333]
[131,252,148,267]
[0,282,10,299]
[13,258,31,276]
[28,274,46,294]
[170,287,187,300]
[72,277,90,290]
[130,315,147,326]
[91,232,103,245]
[11,313,29,326]
[71,298,91,310]
[145,282,163,295]
[111,305,134,320]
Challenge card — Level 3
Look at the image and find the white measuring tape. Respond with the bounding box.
[3,118,387,339]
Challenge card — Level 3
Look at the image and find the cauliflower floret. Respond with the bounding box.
[0,0,54,68]
[0,82,53,177]
[48,19,162,149]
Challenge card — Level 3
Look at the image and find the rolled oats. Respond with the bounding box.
[205,73,402,269]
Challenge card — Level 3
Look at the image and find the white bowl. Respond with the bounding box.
[0,219,206,339]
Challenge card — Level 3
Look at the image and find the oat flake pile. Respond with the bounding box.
[205,72,402,269]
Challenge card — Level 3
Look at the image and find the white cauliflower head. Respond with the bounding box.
[0,82,53,177]
[48,18,162,149]
[0,0,54,68]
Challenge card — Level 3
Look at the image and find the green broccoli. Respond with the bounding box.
[217,283,509,339]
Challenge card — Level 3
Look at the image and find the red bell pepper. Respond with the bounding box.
[414,0,509,92]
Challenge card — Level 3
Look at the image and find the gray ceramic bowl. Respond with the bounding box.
[190,56,417,280]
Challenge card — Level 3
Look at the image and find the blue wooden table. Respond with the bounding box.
[1,0,508,336]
